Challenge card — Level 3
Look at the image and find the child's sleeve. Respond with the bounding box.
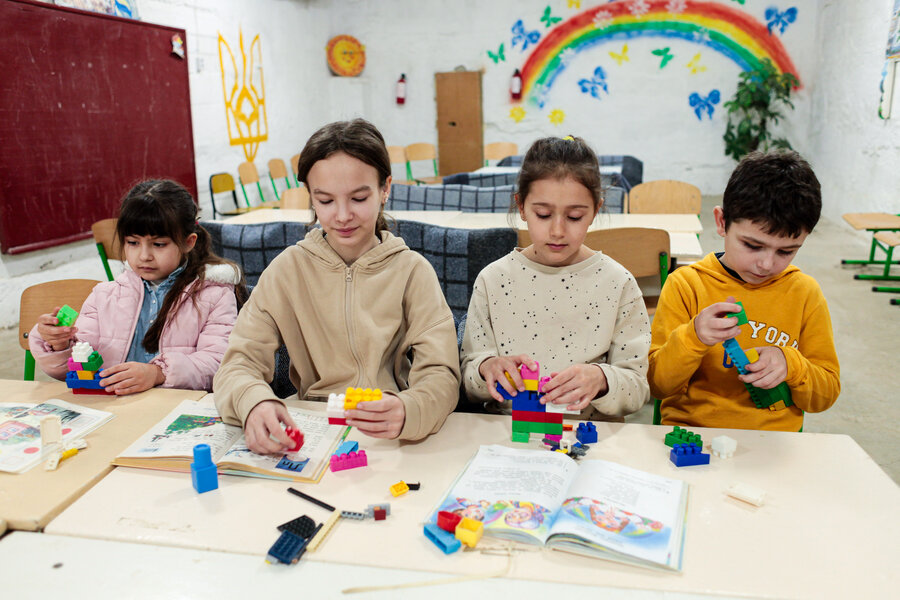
[591,278,651,417]
[648,275,711,399]
[780,286,841,413]
[394,261,461,440]
[459,275,496,402]
[28,287,103,381]
[152,285,238,391]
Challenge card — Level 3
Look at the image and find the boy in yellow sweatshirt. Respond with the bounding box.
[649,151,840,431]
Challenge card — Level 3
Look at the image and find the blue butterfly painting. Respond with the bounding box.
[689,90,720,120]
[765,6,797,35]
[512,20,541,51]
[578,67,609,100]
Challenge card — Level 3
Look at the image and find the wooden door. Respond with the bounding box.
[435,71,483,176]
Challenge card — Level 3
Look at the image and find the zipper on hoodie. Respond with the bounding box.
[344,265,365,386]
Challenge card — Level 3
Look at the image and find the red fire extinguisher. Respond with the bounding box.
[396,74,407,105]
[510,68,522,101]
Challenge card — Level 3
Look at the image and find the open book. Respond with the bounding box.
[428,445,689,571]
[113,399,346,484]
[0,399,114,473]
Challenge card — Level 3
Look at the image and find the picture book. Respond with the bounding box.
[113,399,345,484]
[0,399,114,473]
[428,445,689,571]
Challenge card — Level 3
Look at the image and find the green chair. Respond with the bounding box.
[484,142,517,166]
[856,231,900,283]
[404,142,442,185]
[267,158,293,201]
[238,162,271,207]
[19,279,100,380]
[290,154,301,187]
[91,219,121,281]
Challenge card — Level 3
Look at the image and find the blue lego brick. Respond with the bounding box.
[334,440,359,456]
[494,381,517,401]
[722,338,751,373]
[510,390,544,413]
[423,523,461,554]
[65,371,105,390]
[723,338,794,410]
[576,422,598,444]
[191,443,219,493]
[266,530,312,564]
[669,442,710,467]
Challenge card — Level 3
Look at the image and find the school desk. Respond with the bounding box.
[45,398,899,599]
[0,379,206,531]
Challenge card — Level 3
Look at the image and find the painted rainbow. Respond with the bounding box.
[520,0,801,106]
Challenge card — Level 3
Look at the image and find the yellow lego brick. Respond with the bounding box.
[523,379,538,391]
[344,387,383,409]
[76,370,95,380]
[454,517,484,548]
[768,400,786,411]
[745,348,759,363]
[503,372,515,386]
[389,481,409,497]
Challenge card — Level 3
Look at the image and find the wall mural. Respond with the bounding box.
[489,0,801,125]
[218,30,268,162]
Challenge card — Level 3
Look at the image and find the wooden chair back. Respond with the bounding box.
[628,180,701,214]
[19,279,100,351]
[583,228,670,278]
[290,154,301,183]
[210,172,236,194]
[91,218,121,261]
[238,162,260,185]
[268,158,289,179]
[484,142,518,162]
[281,186,310,209]
[387,145,407,165]
[404,143,436,161]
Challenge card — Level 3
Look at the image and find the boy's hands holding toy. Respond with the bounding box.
[739,346,788,389]
[694,296,744,346]
[479,354,539,403]
[539,364,608,411]
[346,391,405,439]
[35,307,78,351]
[100,362,164,395]
[245,400,300,455]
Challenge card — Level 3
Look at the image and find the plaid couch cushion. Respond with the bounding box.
[387,184,516,213]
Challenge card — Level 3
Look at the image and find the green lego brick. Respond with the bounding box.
[56,304,79,327]
[664,426,702,448]
[725,301,748,325]
[746,381,793,410]
[81,351,103,372]
[512,420,562,435]
[511,431,530,443]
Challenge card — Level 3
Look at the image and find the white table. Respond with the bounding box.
[44,405,900,599]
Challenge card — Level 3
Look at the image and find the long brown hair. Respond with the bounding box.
[116,180,248,353]
[296,118,392,235]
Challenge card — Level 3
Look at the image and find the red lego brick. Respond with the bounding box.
[437,510,462,533]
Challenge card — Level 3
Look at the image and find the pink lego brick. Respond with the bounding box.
[519,362,540,381]
[544,433,562,442]
[67,357,84,371]
[538,376,551,394]
[329,450,368,472]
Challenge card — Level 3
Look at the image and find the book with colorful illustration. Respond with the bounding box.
[113,398,346,484]
[428,445,689,571]
[0,399,114,473]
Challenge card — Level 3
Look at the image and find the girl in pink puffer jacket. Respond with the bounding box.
[29,180,247,394]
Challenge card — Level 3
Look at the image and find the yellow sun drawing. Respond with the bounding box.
[510,106,526,122]
[548,109,565,125]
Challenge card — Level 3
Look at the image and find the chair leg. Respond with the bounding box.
[269,175,281,201]
[652,398,661,425]
[239,182,252,208]
[659,252,669,287]
[96,243,114,282]
[24,350,35,381]
[872,286,900,293]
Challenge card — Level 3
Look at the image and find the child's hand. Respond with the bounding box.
[244,400,299,455]
[35,308,77,351]
[694,296,744,346]
[346,392,406,439]
[478,354,538,403]
[100,362,164,395]
[739,347,788,389]
[540,364,608,411]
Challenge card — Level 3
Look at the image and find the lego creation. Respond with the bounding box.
[64,342,113,395]
[501,362,588,443]
[328,387,383,425]
[664,426,702,448]
[424,523,461,554]
[56,304,79,327]
[190,443,219,493]
[329,450,368,472]
[711,435,737,459]
[722,337,793,411]
[366,503,391,518]
[669,442,710,467]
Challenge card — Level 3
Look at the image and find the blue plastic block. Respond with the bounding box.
[190,443,219,493]
[266,530,311,564]
[494,381,517,401]
[669,442,710,467]
[423,523,461,554]
[511,391,544,413]
[334,440,359,456]
[65,370,105,390]
[576,422,598,444]
[722,338,751,373]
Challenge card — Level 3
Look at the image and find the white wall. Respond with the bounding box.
[808,0,900,221]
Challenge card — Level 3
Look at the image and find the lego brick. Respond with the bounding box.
[389,480,409,497]
[669,442,710,467]
[745,348,760,363]
[66,358,83,371]
[664,426,701,448]
[278,515,317,538]
[71,388,115,395]
[344,387,382,410]
[437,510,462,533]
[407,481,421,490]
[726,482,766,506]
[722,338,752,372]
[510,392,544,413]
[424,523,461,554]
[512,420,563,435]
[190,443,219,493]
[327,417,348,426]
[494,381,517,402]
[523,379,538,391]
[541,437,559,450]
[538,376,551,394]
[519,362,540,381]
[454,517,484,548]
[56,304,79,327]
[81,351,103,372]
[725,301,748,325]
[544,433,562,442]
[284,427,304,452]
[75,370,95,380]
[576,422,598,444]
[366,503,391,517]
[373,508,386,520]
[711,435,737,459]
[510,431,530,443]
[306,511,340,552]
[71,341,93,363]
[512,410,557,423]
[545,401,580,415]
[341,510,366,520]
[330,450,368,472]
[266,530,311,565]
[334,440,359,456]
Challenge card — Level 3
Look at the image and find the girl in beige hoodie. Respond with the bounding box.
[214,120,461,454]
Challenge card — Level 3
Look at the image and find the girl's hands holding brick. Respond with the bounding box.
[479,354,538,403]
[245,400,299,455]
[694,296,744,346]
[739,347,787,389]
[540,364,608,411]
[35,307,77,351]
[346,392,405,439]
[100,362,164,395]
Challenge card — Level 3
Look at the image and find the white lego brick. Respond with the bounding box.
[711,435,737,459]
[41,415,62,448]
[71,341,94,363]
[726,482,765,507]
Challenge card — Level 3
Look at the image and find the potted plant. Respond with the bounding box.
[722,58,799,161]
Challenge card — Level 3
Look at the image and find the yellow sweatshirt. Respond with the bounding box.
[648,253,840,431]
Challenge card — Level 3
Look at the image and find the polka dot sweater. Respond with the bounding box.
[460,249,651,420]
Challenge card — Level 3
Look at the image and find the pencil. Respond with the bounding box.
[287,487,336,512]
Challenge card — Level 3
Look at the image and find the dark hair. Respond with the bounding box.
[722,150,821,237]
[116,180,248,353]
[513,136,604,214]
[296,118,392,235]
